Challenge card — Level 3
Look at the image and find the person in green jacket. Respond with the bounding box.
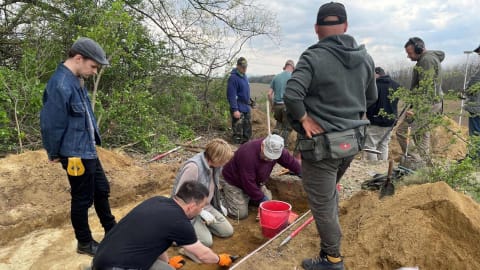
[396,37,445,168]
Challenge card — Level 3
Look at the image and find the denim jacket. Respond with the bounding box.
[40,63,101,160]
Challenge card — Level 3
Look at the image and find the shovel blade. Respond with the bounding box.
[380,160,395,198]
[379,181,395,198]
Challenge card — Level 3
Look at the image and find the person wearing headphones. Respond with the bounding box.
[396,37,445,168]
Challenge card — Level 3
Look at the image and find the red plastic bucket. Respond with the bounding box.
[259,200,291,238]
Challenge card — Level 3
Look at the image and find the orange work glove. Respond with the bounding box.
[168,255,186,269]
[217,253,233,267]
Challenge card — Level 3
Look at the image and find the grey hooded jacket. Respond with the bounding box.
[284,34,377,133]
[411,50,445,97]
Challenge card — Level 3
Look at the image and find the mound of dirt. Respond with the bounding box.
[233,182,480,270]
[341,181,480,269]
[0,148,177,246]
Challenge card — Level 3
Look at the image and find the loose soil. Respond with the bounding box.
[0,108,477,270]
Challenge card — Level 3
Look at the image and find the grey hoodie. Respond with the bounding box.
[412,50,445,97]
[284,34,377,133]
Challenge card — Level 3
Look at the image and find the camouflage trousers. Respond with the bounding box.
[231,111,252,144]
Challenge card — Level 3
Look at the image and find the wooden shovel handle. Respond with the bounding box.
[406,126,411,145]
[387,160,394,179]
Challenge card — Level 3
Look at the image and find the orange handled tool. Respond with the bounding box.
[278,215,315,247]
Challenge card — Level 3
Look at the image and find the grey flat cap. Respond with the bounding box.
[71,37,109,65]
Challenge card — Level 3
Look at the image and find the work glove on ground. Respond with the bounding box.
[199,209,216,225]
[217,253,233,267]
[168,255,186,269]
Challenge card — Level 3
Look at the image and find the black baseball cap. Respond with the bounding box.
[375,67,385,75]
[316,2,347,26]
[71,37,109,65]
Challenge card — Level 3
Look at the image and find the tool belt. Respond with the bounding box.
[297,126,366,161]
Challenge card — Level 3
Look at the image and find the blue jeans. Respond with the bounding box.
[469,115,480,136]
[61,158,116,243]
[468,116,480,159]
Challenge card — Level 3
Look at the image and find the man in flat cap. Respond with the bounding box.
[268,59,295,147]
[40,37,116,256]
[227,57,252,144]
[463,44,480,160]
[284,2,377,269]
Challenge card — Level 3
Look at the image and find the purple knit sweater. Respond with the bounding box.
[222,138,301,201]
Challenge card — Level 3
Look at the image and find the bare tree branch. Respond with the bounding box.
[125,0,278,77]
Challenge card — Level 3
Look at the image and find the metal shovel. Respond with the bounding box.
[379,159,395,198]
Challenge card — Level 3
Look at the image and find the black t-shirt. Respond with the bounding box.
[93,196,197,269]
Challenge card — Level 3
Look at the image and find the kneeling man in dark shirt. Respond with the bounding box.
[92,181,233,270]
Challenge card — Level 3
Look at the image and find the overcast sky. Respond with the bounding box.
[242,0,479,76]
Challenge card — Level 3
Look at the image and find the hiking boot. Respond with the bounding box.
[77,240,99,256]
[302,252,344,270]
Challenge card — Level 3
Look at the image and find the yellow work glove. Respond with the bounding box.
[67,157,85,176]
[217,253,233,267]
[168,255,186,269]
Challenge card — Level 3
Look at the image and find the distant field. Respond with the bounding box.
[250,83,269,101]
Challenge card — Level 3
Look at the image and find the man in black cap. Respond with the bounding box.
[40,37,116,256]
[227,57,252,144]
[364,67,400,161]
[463,44,480,160]
[284,2,377,270]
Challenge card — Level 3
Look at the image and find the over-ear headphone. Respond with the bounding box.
[409,37,424,55]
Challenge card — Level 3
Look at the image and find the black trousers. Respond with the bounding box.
[61,158,116,243]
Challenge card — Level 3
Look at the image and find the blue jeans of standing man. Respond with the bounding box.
[61,158,116,243]
[301,155,355,257]
[468,115,480,159]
